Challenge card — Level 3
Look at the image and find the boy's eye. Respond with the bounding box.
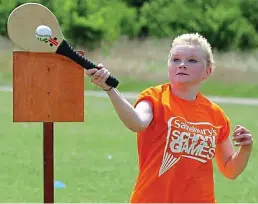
[172,58,180,62]
[189,59,197,63]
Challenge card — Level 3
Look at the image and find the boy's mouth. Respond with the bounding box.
[176,72,188,75]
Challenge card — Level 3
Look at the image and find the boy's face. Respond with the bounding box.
[168,44,211,86]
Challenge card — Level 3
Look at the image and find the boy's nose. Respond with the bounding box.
[179,62,186,69]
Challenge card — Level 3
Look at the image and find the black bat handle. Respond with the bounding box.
[56,40,119,88]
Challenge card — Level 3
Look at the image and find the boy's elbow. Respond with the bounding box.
[128,125,145,132]
[127,122,148,132]
[125,114,152,132]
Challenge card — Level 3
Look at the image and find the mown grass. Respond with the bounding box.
[0,91,257,203]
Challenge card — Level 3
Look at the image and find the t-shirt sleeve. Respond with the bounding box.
[217,114,231,143]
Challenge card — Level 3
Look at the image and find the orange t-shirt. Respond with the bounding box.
[130,83,230,203]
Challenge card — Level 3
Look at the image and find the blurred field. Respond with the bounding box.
[0,91,257,203]
[1,1,258,203]
[0,34,257,202]
[1,35,258,97]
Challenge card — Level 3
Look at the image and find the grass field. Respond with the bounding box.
[1,36,258,98]
[0,91,257,203]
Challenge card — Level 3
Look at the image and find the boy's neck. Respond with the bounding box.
[170,83,200,101]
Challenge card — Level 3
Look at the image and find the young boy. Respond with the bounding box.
[85,33,253,203]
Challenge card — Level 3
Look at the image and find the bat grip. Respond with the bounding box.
[56,40,119,88]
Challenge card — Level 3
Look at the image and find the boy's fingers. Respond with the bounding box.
[85,68,98,76]
[233,126,248,136]
[232,133,252,141]
[97,63,104,69]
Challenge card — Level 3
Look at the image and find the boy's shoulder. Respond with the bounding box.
[199,93,228,117]
[139,83,170,95]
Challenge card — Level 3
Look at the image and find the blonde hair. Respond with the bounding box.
[168,33,215,71]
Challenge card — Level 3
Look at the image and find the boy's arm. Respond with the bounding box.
[215,125,253,179]
[107,88,153,132]
[85,67,153,132]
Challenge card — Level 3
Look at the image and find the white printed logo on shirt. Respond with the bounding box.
[158,116,221,176]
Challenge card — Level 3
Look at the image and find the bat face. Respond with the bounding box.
[7,3,120,88]
[7,3,64,52]
[46,36,60,47]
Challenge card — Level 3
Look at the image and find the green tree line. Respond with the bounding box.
[1,0,258,51]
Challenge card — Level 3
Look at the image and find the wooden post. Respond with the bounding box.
[43,122,54,203]
[13,51,84,203]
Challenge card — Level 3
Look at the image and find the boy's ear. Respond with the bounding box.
[203,66,212,80]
